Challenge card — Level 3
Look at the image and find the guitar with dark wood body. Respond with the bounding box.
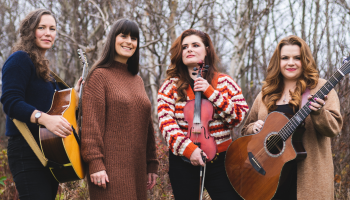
[225,56,350,200]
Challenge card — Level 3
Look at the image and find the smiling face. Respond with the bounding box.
[114,33,137,63]
[182,35,207,68]
[280,45,303,82]
[35,14,56,55]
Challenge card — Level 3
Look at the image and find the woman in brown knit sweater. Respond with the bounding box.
[241,35,343,199]
[81,19,159,200]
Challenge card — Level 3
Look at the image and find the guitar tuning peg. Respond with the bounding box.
[193,67,198,71]
[343,57,348,64]
[204,65,209,69]
[192,72,197,76]
[203,69,208,72]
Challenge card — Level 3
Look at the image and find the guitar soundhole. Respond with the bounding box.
[266,134,284,155]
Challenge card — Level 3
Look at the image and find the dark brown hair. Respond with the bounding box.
[86,18,140,83]
[166,29,219,102]
[12,9,57,81]
[262,35,319,112]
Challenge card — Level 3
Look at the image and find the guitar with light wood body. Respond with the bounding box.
[39,49,88,182]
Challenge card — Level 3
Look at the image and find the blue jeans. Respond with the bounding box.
[168,150,243,200]
[7,135,59,200]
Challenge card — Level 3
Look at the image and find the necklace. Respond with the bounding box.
[282,93,287,103]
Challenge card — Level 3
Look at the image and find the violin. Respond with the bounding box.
[183,59,217,200]
[183,59,217,162]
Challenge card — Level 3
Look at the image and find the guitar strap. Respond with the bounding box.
[50,71,70,89]
[301,88,311,107]
[11,71,70,168]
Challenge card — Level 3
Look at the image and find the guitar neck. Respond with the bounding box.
[78,64,87,98]
[279,69,345,140]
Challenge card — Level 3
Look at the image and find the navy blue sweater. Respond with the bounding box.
[1,51,59,139]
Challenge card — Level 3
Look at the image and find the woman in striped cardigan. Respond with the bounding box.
[157,29,249,200]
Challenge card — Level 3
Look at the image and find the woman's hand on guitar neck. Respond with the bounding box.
[74,77,84,93]
[308,95,327,114]
[91,170,109,189]
[190,148,207,166]
[31,110,72,137]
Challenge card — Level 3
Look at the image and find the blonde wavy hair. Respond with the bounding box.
[262,35,319,113]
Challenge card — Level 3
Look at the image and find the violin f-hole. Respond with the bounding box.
[201,126,209,139]
[189,126,194,138]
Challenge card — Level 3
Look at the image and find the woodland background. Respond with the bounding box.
[0,0,349,199]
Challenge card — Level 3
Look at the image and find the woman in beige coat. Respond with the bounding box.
[241,35,342,199]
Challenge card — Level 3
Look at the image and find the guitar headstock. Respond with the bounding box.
[77,49,87,66]
[340,55,350,75]
[77,49,89,78]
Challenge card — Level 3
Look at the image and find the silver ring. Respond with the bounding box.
[323,102,326,106]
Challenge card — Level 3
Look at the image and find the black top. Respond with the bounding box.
[275,104,296,117]
[273,104,297,199]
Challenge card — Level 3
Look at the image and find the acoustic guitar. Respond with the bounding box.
[39,50,88,183]
[225,56,350,200]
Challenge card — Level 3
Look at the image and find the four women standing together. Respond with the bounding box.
[1,8,343,200]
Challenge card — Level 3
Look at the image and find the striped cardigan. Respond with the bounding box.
[157,73,249,159]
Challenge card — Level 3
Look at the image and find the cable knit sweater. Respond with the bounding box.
[81,61,159,200]
[157,73,249,159]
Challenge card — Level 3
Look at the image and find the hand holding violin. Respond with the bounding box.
[193,77,209,92]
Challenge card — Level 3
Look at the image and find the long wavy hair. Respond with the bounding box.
[86,18,140,83]
[262,35,319,113]
[12,9,57,81]
[166,29,219,102]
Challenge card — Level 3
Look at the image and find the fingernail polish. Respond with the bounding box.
[314,98,317,100]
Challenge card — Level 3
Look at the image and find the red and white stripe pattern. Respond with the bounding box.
[157,74,249,159]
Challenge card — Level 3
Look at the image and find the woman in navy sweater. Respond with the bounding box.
[1,9,81,199]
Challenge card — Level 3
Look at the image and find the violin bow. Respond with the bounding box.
[199,151,207,200]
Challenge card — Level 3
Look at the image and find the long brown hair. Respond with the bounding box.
[166,29,219,102]
[262,35,319,113]
[12,9,57,81]
[86,18,140,84]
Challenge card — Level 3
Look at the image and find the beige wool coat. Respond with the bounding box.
[241,79,343,199]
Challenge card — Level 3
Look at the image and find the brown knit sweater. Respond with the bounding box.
[241,79,343,199]
[81,61,159,200]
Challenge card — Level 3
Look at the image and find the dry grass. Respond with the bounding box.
[0,130,348,200]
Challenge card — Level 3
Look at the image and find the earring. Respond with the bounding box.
[51,43,55,49]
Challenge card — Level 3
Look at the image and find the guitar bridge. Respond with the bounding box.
[248,152,266,175]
